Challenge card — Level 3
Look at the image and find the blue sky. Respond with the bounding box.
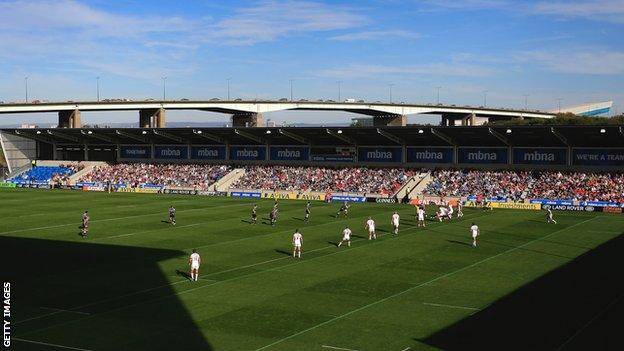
[0,0,623,125]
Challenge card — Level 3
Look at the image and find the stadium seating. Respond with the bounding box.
[425,169,624,204]
[78,163,231,189]
[229,166,414,195]
[10,165,81,184]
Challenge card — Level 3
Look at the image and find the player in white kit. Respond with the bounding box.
[470,223,480,247]
[189,249,201,281]
[448,204,454,218]
[437,207,448,222]
[337,226,352,247]
[547,209,557,224]
[366,217,376,240]
[417,206,426,227]
[391,211,400,235]
[292,229,303,258]
[457,201,464,218]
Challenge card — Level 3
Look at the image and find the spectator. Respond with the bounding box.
[230,166,413,195]
[79,163,231,189]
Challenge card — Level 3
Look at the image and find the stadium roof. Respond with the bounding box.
[5,125,624,147]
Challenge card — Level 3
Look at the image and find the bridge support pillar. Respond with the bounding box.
[441,114,454,126]
[58,109,81,128]
[232,112,263,127]
[373,114,406,126]
[139,108,165,128]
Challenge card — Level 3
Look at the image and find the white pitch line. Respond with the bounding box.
[0,201,252,236]
[422,302,479,311]
[253,216,598,351]
[322,345,360,351]
[15,211,488,328]
[13,338,93,351]
[40,307,91,315]
[96,223,202,240]
[400,347,411,351]
[14,210,489,327]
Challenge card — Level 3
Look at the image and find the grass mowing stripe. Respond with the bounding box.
[253,216,598,351]
[17,211,491,335]
[27,207,412,289]
[0,201,254,236]
[13,338,93,351]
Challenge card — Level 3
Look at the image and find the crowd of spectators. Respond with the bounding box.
[51,163,86,185]
[424,170,532,201]
[79,163,231,189]
[527,171,624,204]
[230,166,414,194]
[425,169,624,204]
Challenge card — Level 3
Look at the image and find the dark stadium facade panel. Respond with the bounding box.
[3,125,624,169]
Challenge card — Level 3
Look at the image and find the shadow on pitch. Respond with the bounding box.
[274,249,292,256]
[418,234,624,350]
[0,236,214,350]
[175,269,193,281]
[447,239,472,247]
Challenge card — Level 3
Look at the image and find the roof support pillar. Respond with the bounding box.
[139,108,165,128]
[373,114,406,126]
[58,109,81,128]
[232,112,263,127]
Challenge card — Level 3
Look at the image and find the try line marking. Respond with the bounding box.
[422,302,479,311]
[322,345,360,351]
[253,216,598,351]
[40,307,91,315]
[13,337,93,351]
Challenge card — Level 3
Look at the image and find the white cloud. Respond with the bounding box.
[314,63,493,78]
[207,1,366,45]
[533,0,624,24]
[523,50,624,75]
[329,30,420,41]
[0,0,368,81]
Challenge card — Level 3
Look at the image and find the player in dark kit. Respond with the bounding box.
[304,202,311,222]
[336,201,349,218]
[168,206,176,225]
[270,208,278,226]
[251,204,258,224]
[81,210,89,237]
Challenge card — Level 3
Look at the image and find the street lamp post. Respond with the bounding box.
[389,84,394,103]
[483,90,488,107]
[25,77,29,103]
[227,78,231,100]
[337,81,342,102]
[162,76,167,101]
[523,94,529,111]
[557,98,563,114]
[289,79,294,101]
[436,86,441,104]
[96,77,100,102]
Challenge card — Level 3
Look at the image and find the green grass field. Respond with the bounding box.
[1,188,623,351]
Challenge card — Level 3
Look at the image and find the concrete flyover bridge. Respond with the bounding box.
[0,99,559,128]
